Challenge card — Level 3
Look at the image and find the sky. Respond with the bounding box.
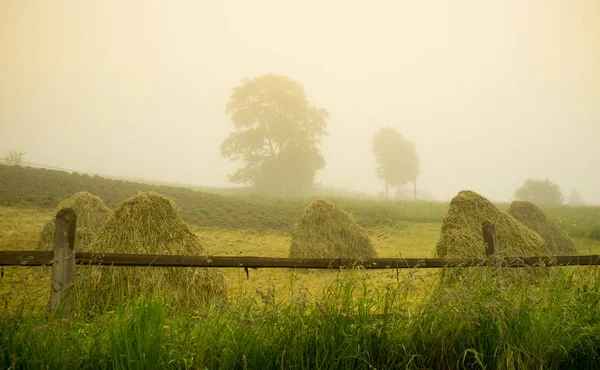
[1,0,599,203]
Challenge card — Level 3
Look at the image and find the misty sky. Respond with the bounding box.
[1,0,599,203]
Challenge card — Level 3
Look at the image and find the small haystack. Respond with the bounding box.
[78,192,226,311]
[436,191,549,259]
[289,199,377,259]
[508,201,577,255]
[36,192,111,251]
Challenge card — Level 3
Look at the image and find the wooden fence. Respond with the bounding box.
[1,209,599,316]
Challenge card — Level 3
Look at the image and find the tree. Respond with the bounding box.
[221,74,328,195]
[372,127,420,198]
[4,149,26,165]
[567,188,585,206]
[513,178,564,206]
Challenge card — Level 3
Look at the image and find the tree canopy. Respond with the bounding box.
[4,150,25,165]
[514,179,564,206]
[372,127,419,197]
[221,74,328,195]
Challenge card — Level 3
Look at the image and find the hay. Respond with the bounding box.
[436,191,549,259]
[88,191,206,254]
[36,192,111,251]
[77,192,226,312]
[508,201,577,255]
[289,199,377,260]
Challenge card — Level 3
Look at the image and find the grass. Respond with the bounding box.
[1,205,598,312]
[0,206,52,250]
[542,205,600,238]
[3,204,600,368]
[0,206,438,314]
[4,163,600,239]
[3,266,600,368]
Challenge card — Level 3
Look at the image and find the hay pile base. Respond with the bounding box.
[508,201,577,255]
[77,192,226,312]
[36,192,111,251]
[289,200,377,260]
[436,191,549,259]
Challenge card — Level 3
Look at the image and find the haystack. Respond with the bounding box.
[289,200,377,260]
[436,191,549,259]
[36,192,111,251]
[77,192,226,312]
[508,201,577,255]
[88,191,206,254]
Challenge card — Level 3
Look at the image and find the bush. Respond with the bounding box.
[514,178,564,206]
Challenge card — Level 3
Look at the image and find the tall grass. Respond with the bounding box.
[2,265,600,369]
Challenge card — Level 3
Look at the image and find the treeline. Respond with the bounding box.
[0,164,599,237]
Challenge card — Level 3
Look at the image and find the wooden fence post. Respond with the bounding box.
[51,208,77,316]
[482,222,498,256]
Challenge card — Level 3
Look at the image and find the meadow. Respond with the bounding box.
[3,164,600,368]
[2,197,600,368]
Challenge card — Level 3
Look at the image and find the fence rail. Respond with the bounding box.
[1,251,600,269]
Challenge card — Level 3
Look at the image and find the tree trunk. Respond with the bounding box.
[385,181,389,199]
[413,177,417,201]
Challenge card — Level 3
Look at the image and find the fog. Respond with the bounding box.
[1,0,599,203]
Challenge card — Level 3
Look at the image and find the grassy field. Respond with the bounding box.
[0,206,444,313]
[3,164,600,239]
[3,202,600,368]
[4,204,598,311]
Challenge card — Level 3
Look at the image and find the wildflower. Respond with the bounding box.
[163,325,169,329]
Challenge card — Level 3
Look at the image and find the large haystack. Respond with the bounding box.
[508,201,577,255]
[77,192,226,312]
[436,191,549,259]
[289,199,377,260]
[36,192,111,251]
[88,191,205,254]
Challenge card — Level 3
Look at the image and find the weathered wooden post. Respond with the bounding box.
[51,208,77,316]
[482,221,498,257]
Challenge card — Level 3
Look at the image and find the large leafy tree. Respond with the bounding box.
[372,127,420,198]
[514,178,564,206]
[221,74,328,195]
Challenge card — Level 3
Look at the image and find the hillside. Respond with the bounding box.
[0,164,302,229]
[0,164,453,229]
[1,164,598,236]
